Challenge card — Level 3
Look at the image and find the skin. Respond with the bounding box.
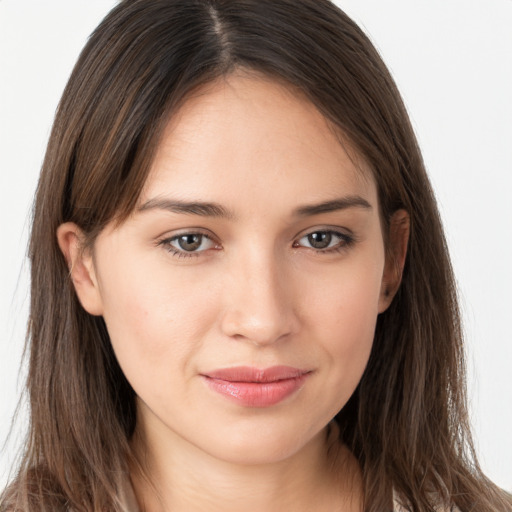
[58,72,409,512]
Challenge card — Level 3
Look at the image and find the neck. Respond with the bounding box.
[129,416,362,512]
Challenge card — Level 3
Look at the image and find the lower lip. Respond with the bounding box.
[202,374,309,407]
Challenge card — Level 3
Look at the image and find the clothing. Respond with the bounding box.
[118,477,140,512]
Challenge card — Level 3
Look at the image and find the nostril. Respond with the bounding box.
[219,297,298,346]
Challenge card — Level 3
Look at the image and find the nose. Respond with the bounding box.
[219,248,299,346]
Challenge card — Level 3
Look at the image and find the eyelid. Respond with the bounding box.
[294,225,354,241]
[156,227,217,243]
[156,226,356,259]
[293,227,356,252]
[157,229,220,258]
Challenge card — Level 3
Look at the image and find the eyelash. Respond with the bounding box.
[294,230,355,254]
[157,229,355,259]
[157,230,217,259]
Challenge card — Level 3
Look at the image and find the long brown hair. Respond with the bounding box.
[2,1,510,510]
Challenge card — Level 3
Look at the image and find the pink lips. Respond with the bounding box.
[201,366,310,407]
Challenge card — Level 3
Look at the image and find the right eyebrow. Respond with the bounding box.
[137,198,237,221]
[293,196,372,217]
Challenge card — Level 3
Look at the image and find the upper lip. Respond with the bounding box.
[202,366,310,383]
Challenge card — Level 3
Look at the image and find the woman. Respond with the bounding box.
[1,0,510,510]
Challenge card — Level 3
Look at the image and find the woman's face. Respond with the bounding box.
[66,73,399,465]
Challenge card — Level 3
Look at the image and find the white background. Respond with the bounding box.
[1,0,511,492]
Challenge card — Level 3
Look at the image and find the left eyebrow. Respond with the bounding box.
[293,196,372,217]
[137,198,236,220]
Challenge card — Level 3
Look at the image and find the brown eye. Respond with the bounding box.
[161,232,217,257]
[294,230,354,253]
[307,232,332,249]
[177,234,203,251]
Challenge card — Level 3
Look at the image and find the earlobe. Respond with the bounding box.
[378,209,410,313]
[56,222,104,316]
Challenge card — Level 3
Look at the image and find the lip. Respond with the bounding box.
[201,366,311,407]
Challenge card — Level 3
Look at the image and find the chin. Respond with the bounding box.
[192,415,327,466]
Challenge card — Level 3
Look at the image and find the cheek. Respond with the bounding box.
[332,270,381,342]
[96,253,220,392]
[325,284,379,363]
[302,259,383,404]
[305,253,383,334]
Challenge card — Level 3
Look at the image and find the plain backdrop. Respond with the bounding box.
[1,0,511,492]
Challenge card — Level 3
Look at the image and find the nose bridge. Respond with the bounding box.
[220,243,297,345]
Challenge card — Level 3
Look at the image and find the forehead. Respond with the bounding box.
[140,72,376,213]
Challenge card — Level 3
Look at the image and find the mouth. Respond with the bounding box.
[201,366,312,407]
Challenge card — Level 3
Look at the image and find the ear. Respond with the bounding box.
[56,222,104,316]
[378,209,410,313]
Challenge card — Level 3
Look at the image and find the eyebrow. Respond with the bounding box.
[138,197,235,218]
[137,195,372,220]
[293,196,372,216]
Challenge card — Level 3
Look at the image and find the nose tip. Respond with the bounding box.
[219,263,298,346]
[221,309,291,346]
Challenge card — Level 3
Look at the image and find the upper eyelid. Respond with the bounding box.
[158,232,217,258]
[156,228,216,250]
[295,229,352,248]
[159,228,216,242]
[165,231,217,248]
[160,226,349,239]
[295,225,353,240]
[158,226,352,242]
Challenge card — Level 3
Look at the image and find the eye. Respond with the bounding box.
[294,230,354,252]
[159,232,218,258]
